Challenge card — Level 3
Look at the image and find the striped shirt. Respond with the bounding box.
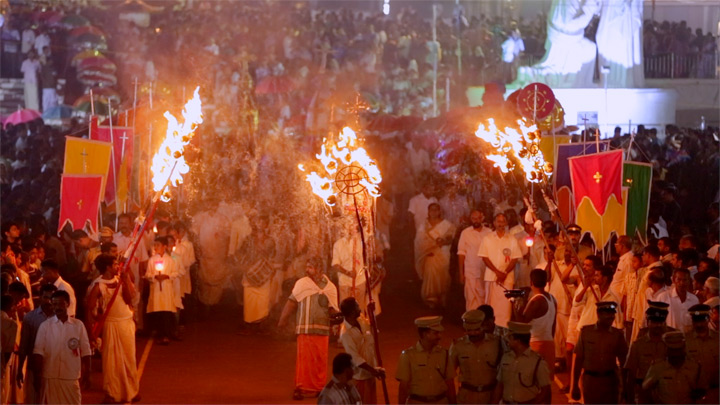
[290,276,338,335]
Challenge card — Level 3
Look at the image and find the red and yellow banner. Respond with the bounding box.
[63,136,112,195]
[568,149,624,216]
[58,175,104,234]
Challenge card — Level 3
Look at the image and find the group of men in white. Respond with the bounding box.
[15,214,196,404]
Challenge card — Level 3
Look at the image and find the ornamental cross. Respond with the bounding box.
[118,131,130,161]
[593,171,603,183]
[76,199,83,209]
[80,148,89,173]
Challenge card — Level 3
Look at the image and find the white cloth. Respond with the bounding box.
[175,238,195,296]
[170,253,185,309]
[340,318,377,381]
[457,226,490,278]
[464,277,486,312]
[21,29,35,54]
[408,193,438,231]
[576,286,623,331]
[529,293,556,342]
[33,316,91,379]
[290,276,339,311]
[596,0,644,88]
[417,220,456,307]
[42,88,57,112]
[33,33,50,55]
[21,59,40,84]
[53,276,76,317]
[42,378,81,405]
[332,236,366,288]
[657,287,699,333]
[98,281,139,402]
[145,253,179,313]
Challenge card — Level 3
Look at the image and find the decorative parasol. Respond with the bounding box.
[78,57,116,73]
[61,14,90,28]
[72,49,105,64]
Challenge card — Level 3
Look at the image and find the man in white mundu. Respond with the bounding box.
[478,213,522,328]
[86,254,139,403]
[332,224,367,313]
[457,210,491,311]
[33,290,91,405]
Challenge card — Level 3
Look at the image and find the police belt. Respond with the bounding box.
[408,393,447,402]
[460,382,497,392]
[584,370,616,377]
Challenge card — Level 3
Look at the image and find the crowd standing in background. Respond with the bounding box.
[1,2,719,405]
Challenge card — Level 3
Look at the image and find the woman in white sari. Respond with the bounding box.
[416,203,456,309]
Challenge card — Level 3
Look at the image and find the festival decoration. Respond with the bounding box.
[516,82,555,120]
[568,149,624,216]
[58,175,104,234]
[554,142,610,223]
[63,137,113,195]
[575,190,628,249]
[623,162,653,243]
[536,99,565,132]
[90,117,134,205]
[298,126,381,207]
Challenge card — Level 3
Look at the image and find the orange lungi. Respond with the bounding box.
[530,340,556,378]
[295,334,329,395]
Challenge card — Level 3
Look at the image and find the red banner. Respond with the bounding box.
[568,149,624,216]
[58,175,104,234]
[90,117,134,204]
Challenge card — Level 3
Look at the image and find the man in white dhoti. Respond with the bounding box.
[332,224,367,313]
[32,290,91,405]
[86,254,140,403]
[478,213,522,329]
[458,210,491,311]
[145,236,179,345]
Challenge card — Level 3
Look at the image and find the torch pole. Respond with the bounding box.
[352,195,390,405]
[90,162,178,340]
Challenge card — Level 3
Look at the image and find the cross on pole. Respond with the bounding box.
[119,130,129,161]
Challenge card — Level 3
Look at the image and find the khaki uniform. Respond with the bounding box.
[643,358,703,404]
[396,342,455,404]
[449,334,502,404]
[686,330,719,404]
[497,348,551,404]
[575,324,628,404]
[624,326,674,404]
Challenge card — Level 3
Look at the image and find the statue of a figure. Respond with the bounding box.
[516,0,644,88]
[596,0,644,87]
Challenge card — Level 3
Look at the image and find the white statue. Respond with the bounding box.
[516,0,644,89]
[596,0,645,87]
[517,0,601,88]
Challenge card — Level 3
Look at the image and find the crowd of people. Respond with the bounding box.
[1,2,719,405]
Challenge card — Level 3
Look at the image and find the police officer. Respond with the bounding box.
[493,321,551,405]
[449,310,502,404]
[396,316,456,404]
[642,331,706,404]
[685,304,719,404]
[623,301,674,404]
[555,223,593,263]
[572,301,628,404]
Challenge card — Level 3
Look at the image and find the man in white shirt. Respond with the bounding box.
[457,210,491,310]
[40,260,76,317]
[339,297,384,404]
[478,213,522,328]
[611,236,634,297]
[20,50,40,111]
[332,224,367,313]
[409,183,437,279]
[658,268,699,333]
[33,290,91,405]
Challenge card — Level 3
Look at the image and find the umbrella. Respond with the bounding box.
[72,50,105,64]
[77,70,117,87]
[74,100,110,115]
[42,105,76,119]
[61,14,90,28]
[71,33,107,46]
[78,57,116,73]
[3,109,42,129]
[255,76,296,94]
[69,26,105,38]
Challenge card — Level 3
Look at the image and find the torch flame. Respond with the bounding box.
[474,119,549,183]
[301,126,382,206]
[151,87,203,202]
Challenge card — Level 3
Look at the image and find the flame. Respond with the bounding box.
[474,119,550,183]
[300,126,382,206]
[151,87,203,202]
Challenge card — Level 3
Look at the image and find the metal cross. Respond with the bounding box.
[593,171,603,183]
[118,130,130,161]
